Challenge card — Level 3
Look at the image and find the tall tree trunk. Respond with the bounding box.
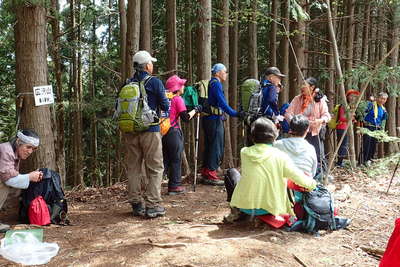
[126,0,141,78]
[270,0,278,66]
[90,0,98,186]
[361,1,371,64]
[15,4,56,172]
[216,0,233,168]
[229,0,239,164]
[386,2,400,154]
[248,0,258,78]
[166,0,177,75]
[345,0,357,166]
[139,0,151,52]
[279,0,290,104]
[197,0,212,80]
[49,0,66,185]
[119,0,127,80]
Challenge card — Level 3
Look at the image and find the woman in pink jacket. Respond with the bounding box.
[285,77,331,174]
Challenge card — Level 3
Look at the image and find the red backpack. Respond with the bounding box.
[28,196,51,226]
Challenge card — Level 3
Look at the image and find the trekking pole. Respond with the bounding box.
[193,113,200,192]
[386,154,400,194]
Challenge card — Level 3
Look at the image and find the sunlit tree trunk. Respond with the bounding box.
[126,0,140,78]
[15,4,56,173]
[139,0,151,52]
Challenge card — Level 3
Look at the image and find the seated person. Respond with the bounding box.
[0,130,43,232]
[229,117,317,219]
[274,114,317,178]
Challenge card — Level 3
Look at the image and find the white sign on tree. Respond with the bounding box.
[33,85,54,106]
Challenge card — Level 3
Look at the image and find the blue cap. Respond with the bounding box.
[211,63,227,75]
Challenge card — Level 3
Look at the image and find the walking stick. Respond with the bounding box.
[193,113,200,192]
[386,155,400,194]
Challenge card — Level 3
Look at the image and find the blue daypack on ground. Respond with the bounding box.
[291,185,337,234]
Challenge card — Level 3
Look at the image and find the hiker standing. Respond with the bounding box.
[361,92,388,165]
[285,77,331,175]
[0,130,43,232]
[201,63,245,186]
[124,50,169,218]
[335,90,360,167]
[163,75,201,195]
[260,67,285,122]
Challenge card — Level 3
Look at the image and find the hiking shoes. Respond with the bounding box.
[201,177,225,186]
[131,202,146,217]
[168,186,186,195]
[0,223,10,233]
[146,206,166,218]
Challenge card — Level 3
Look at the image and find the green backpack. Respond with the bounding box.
[113,76,159,133]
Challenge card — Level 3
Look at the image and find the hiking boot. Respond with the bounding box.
[168,186,186,195]
[201,177,225,186]
[146,206,166,218]
[131,202,145,217]
[0,223,10,233]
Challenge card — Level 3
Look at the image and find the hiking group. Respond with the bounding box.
[0,50,388,235]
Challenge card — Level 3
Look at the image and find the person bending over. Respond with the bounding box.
[0,130,43,232]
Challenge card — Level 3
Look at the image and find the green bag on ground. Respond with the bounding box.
[4,229,43,246]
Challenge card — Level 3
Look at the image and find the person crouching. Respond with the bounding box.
[0,130,43,232]
[229,118,316,222]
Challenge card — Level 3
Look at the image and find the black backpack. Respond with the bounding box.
[19,168,69,225]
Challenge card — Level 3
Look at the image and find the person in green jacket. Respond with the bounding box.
[230,117,317,217]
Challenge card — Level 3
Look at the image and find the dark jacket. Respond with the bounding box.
[260,79,279,118]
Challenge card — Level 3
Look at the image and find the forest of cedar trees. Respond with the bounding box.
[1,0,400,187]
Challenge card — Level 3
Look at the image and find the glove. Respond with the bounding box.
[237,111,247,120]
[276,115,285,122]
[194,105,203,113]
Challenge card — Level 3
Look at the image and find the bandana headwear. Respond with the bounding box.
[17,131,40,147]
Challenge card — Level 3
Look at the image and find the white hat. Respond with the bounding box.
[133,50,157,65]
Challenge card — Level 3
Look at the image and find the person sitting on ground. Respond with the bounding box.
[163,75,201,195]
[0,129,43,232]
[229,117,317,221]
[274,114,317,178]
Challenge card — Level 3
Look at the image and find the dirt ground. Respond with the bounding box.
[0,166,399,267]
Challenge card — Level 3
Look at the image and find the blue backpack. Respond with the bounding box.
[291,185,337,234]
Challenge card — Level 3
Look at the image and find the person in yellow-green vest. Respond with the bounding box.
[230,117,317,218]
[361,92,388,165]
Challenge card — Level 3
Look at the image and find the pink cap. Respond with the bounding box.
[165,75,187,92]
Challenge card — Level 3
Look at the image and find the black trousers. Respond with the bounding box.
[362,125,378,164]
[306,133,326,172]
[202,118,224,171]
[162,128,184,188]
[336,129,348,158]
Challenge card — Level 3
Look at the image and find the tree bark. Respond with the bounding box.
[126,0,141,78]
[229,0,239,164]
[270,0,278,66]
[361,1,371,64]
[166,0,177,75]
[139,0,152,52]
[248,0,258,78]
[49,0,66,185]
[15,4,56,172]
[279,0,290,104]
[119,0,127,81]
[197,0,212,80]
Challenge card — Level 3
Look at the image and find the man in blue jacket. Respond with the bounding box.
[201,63,245,185]
[361,92,388,165]
[260,66,285,120]
[124,50,170,218]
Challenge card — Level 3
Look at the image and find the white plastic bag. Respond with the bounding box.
[0,232,59,265]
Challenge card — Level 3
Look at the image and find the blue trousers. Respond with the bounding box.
[336,129,348,158]
[202,118,224,171]
[362,125,378,163]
